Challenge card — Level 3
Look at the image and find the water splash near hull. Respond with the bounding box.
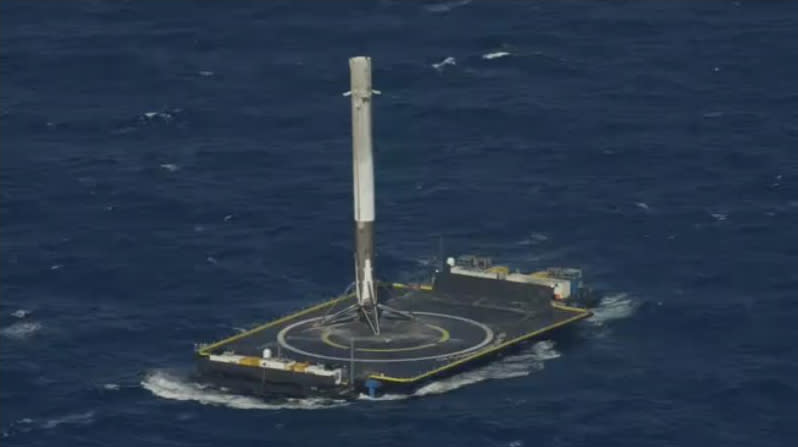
[588,293,637,326]
[141,370,347,410]
[358,340,561,400]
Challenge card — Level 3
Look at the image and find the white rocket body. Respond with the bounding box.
[349,56,377,308]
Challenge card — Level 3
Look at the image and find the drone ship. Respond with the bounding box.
[194,57,596,399]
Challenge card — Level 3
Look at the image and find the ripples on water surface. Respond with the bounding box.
[1,1,796,446]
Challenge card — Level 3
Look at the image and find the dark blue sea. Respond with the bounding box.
[2,1,796,446]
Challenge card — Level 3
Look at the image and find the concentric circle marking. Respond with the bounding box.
[320,323,450,353]
[277,311,494,363]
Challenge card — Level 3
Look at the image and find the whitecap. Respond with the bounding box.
[160,163,180,172]
[413,340,559,396]
[11,309,30,318]
[50,264,63,270]
[635,202,650,211]
[424,0,471,13]
[588,293,636,325]
[1,321,42,339]
[517,233,549,246]
[529,339,560,360]
[143,111,173,120]
[710,212,727,221]
[141,370,347,410]
[4,417,35,437]
[103,383,120,391]
[432,56,456,71]
[482,51,511,60]
[198,70,215,77]
[41,411,95,430]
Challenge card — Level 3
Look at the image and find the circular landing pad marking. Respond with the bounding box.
[276,312,494,363]
[321,323,450,353]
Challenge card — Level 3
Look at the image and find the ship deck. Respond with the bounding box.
[197,274,591,387]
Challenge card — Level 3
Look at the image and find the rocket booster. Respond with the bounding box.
[349,56,377,308]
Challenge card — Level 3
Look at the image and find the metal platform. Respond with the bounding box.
[196,272,591,392]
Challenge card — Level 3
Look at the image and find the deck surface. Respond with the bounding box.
[200,279,591,384]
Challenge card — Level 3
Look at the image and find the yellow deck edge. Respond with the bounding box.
[197,282,592,385]
[197,293,355,356]
[368,304,592,384]
[551,302,591,312]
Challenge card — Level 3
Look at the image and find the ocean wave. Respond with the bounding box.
[41,411,95,430]
[517,232,549,246]
[141,370,347,410]
[11,309,31,318]
[424,0,471,13]
[588,293,637,325]
[1,321,42,339]
[432,56,456,71]
[482,51,511,60]
[3,411,95,438]
[142,111,173,121]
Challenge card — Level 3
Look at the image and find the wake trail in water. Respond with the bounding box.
[145,296,632,406]
[141,370,347,410]
[359,340,560,401]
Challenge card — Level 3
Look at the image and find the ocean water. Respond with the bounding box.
[1,1,797,446]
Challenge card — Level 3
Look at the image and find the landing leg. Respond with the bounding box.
[378,304,416,321]
[316,303,413,334]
